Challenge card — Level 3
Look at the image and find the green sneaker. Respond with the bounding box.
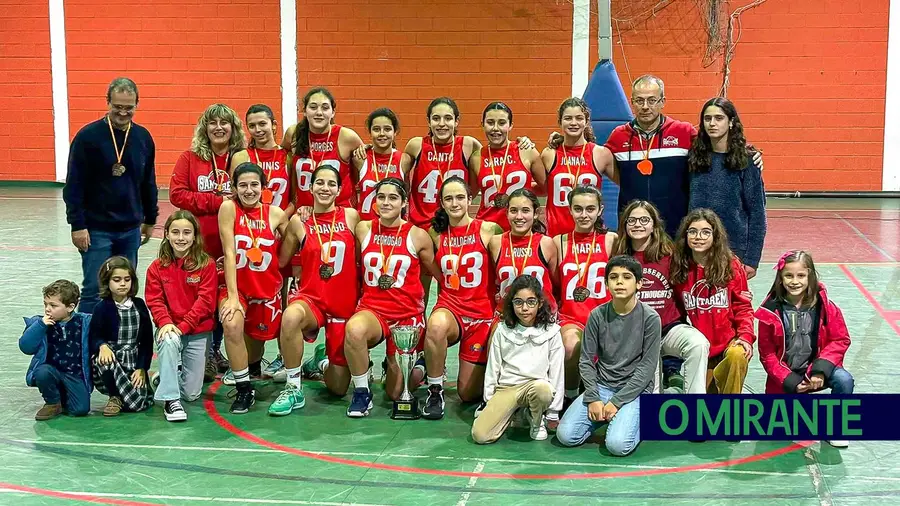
[301,344,328,380]
[267,384,306,416]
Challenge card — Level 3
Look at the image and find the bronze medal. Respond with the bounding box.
[573,286,591,302]
[319,263,334,280]
[111,163,126,176]
[493,193,509,208]
[378,274,395,290]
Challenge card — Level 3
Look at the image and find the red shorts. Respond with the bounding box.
[287,293,350,367]
[358,309,425,357]
[218,286,282,341]
[434,305,492,365]
[557,313,586,332]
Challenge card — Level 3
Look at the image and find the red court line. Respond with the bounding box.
[0,482,156,506]
[204,382,812,480]
[839,264,900,337]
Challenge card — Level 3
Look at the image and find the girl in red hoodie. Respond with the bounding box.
[670,208,754,395]
[145,210,217,422]
[755,250,853,447]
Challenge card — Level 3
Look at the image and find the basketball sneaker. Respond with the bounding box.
[230,385,255,414]
[346,387,374,418]
[301,344,328,380]
[422,384,444,420]
[268,383,306,416]
[263,355,286,383]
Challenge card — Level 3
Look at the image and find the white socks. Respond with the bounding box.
[286,366,302,388]
[351,373,369,391]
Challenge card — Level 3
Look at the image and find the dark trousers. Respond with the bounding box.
[33,363,90,416]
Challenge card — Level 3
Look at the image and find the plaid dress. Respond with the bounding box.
[92,301,152,411]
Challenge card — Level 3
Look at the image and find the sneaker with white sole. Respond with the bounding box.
[230,386,256,414]
[523,410,548,440]
[826,440,849,448]
[346,387,374,418]
[301,344,328,380]
[263,355,286,383]
[422,384,444,420]
[164,400,187,422]
[222,365,265,386]
[268,383,306,416]
[473,401,487,419]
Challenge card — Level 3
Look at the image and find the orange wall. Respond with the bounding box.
[0,1,54,181]
[0,0,889,191]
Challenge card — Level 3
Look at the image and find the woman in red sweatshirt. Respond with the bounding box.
[145,210,217,422]
[670,208,754,394]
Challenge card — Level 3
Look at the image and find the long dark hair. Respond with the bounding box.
[426,97,460,137]
[611,200,674,263]
[506,188,546,234]
[567,184,607,234]
[431,176,469,233]
[688,97,749,173]
[245,104,276,148]
[292,87,336,159]
[670,208,735,287]
[482,101,513,123]
[502,275,555,329]
[98,256,139,300]
[769,250,820,308]
[557,97,596,143]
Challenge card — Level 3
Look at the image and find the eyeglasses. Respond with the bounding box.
[631,97,663,107]
[687,228,713,239]
[512,297,539,308]
[110,104,136,112]
[626,216,652,226]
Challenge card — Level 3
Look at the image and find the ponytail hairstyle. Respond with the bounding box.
[611,199,674,263]
[557,97,596,143]
[366,107,400,148]
[670,208,734,287]
[567,184,607,234]
[374,177,408,202]
[292,87,336,159]
[98,255,138,300]
[230,162,267,201]
[506,188,546,234]
[158,210,209,271]
[769,250,820,309]
[426,97,460,137]
[245,104,276,148]
[431,176,470,233]
[482,101,513,124]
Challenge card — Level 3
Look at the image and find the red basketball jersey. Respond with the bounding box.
[356,149,403,221]
[435,219,495,319]
[233,204,282,300]
[558,231,611,325]
[293,124,354,208]
[546,143,601,237]
[475,141,533,231]
[249,146,291,211]
[296,207,358,318]
[495,232,557,313]
[408,136,468,228]
[358,221,424,319]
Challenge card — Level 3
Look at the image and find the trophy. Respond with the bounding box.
[391,325,421,420]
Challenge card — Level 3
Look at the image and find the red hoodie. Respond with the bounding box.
[675,256,755,358]
[145,256,217,335]
[169,150,232,260]
[754,282,850,394]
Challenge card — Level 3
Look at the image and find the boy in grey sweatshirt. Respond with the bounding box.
[556,255,661,456]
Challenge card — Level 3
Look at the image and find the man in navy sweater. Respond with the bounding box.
[63,77,158,314]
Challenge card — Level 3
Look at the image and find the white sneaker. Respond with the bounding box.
[164,400,187,422]
[826,440,849,448]
[525,411,548,441]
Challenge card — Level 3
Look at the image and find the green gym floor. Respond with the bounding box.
[1,186,898,505]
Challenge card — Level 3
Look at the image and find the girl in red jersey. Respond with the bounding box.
[476,102,546,231]
[611,200,709,395]
[540,98,615,237]
[169,104,250,375]
[554,185,616,405]
[488,188,559,316]
[218,163,289,414]
[670,208,754,396]
[145,210,217,422]
[422,176,502,420]
[344,178,439,418]
[353,108,404,221]
[282,87,364,215]
[246,104,294,215]
[267,166,361,416]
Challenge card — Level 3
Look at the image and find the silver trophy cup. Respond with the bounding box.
[391,325,421,420]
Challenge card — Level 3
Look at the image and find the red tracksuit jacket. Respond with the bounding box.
[145,256,217,335]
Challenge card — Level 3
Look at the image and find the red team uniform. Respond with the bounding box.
[357,221,426,355]
[288,208,359,366]
[218,204,283,341]
[356,149,403,221]
[293,125,355,208]
[408,136,468,229]
[495,232,557,314]
[557,231,611,329]
[433,220,495,364]
[475,142,533,231]
[545,143,602,237]
[249,147,291,211]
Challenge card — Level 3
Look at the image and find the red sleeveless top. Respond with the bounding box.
[232,204,282,299]
[249,146,291,211]
[546,143,601,237]
[494,232,557,313]
[293,124,354,208]
[296,207,358,318]
[435,219,495,319]
[356,149,403,221]
[408,136,468,228]
[475,141,532,231]
[358,221,425,319]
[558,231,611,325]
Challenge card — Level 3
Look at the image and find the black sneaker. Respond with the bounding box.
[473,401,487,419]
[230,385,256,414]
[164,400,187,422]
[422,384,445,420]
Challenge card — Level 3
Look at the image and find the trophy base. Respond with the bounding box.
[391,397,420,420]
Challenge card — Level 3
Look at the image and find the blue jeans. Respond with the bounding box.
[826,367,854,394]
[556,387,641,456]
[33,363,90,415]
[78,227,141,313]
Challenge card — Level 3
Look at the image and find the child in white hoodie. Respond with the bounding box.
[472,275,565,443]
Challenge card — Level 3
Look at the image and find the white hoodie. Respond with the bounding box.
[483,321,565,417]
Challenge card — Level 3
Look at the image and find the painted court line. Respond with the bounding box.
[455,461,485,506]
[0,490,387,506]
[839,264,900,337]
[804,447,834,506]
[834,213,897,262]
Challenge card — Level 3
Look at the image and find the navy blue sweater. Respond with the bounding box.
[689,152,767,268]
[63,117,159,232]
